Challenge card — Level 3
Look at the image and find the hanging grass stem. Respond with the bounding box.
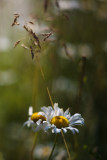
[32,63,39,108]
[48,134,58,160]
[35,53,54,108]
[61,130,71,160]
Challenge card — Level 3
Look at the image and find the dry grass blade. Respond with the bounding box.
[11,14,20,26]
[42,32,52,41]
[44,0,49,12]
[62,13,69,20]
[30,46,34,59]
[63,43,72,59]
[30,30,41,49]
[21,44,29,50]
[34,41,38,46]
[23,25,41,49]
[28,21,34,25]
[13,13,20,16]
[61,130,71,160]
[14,40,21,48]
[55,0,60,8]
[41,33,49,36]
[23,25,30,32]
[35,53,54,108]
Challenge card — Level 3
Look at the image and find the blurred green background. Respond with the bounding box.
[0,0,107,160]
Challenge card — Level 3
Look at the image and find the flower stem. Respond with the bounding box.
[61,130,71,160]
[48,134,57,160]
[30,132,38,160]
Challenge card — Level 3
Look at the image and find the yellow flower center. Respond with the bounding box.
[31,112,46,123]
[51,116,69,128]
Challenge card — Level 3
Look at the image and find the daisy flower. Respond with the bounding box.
[24,106,48,132]
[41,103,84,134]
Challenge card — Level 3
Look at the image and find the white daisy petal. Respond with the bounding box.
[54,103,58,109]
[55,128,61,133]
[41,106,48,114]
[67,126,79,134]
[51,124,56,128]
[47,107,54,121]
[44,126,51,131]
[70,118,84,126]
[48,106,53,113]
[66,113,71,119]
[69,113,82,122]
[41,106,53,122]
[48,110,54,121]
[38,112,45,116]
[58,108,64,116]
[62,128,67,133]
[42,120,49,125]
[64,108,69,117]
[23,119,34,127]
[36,119,42,125]
[23,121,29,127]
[52,129,54,133]
[28,106,33,116]
[52,127,61,133]
[42,121,51,131]
[69,113,84,126]
[54,103,59,116]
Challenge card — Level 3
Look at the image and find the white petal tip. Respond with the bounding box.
[28,106,33,116]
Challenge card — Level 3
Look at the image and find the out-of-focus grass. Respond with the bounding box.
[0,0,107,160]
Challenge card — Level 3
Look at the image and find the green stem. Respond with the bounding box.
[76,56,86,112]
[30,132,38,160]
[48,134,58,160]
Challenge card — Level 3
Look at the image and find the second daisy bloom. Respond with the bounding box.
[41,103,84,134]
